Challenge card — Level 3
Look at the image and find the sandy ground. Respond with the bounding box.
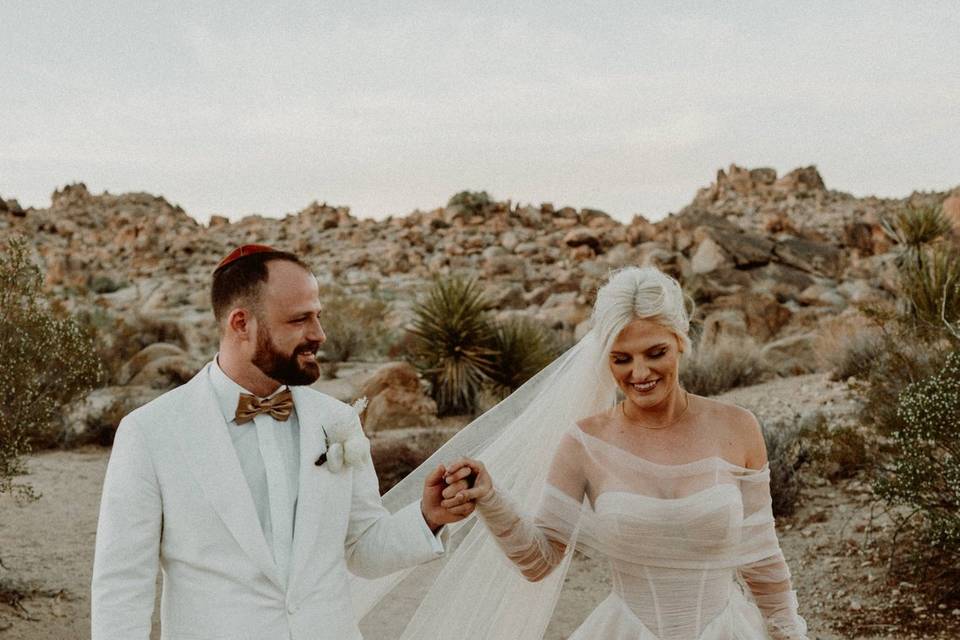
[0,374,952,639]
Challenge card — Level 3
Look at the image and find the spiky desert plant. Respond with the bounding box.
[0,237,105,500]
[488,317,560,395]
[882,204,952,254]
[407,276,498,415]
[898,244,960,330]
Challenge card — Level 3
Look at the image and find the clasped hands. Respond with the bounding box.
[420,458,492,532]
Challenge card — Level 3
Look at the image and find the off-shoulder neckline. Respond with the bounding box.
[573,427,769,473]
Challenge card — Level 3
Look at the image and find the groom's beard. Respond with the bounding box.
[251,326,322,386]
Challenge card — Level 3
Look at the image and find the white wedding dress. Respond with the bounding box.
[351,330,807,640]
[476,426,807,639]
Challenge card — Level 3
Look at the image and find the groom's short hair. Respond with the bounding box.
[211,249,310,325]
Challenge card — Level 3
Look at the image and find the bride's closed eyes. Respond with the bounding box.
[610,346,669,365]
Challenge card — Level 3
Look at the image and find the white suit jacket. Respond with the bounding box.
[91,364,442,640]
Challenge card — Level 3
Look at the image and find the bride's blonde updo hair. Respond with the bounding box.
[591,266,692,357]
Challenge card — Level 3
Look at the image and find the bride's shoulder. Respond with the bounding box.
[571,410,615,440]
[692,396,765,468]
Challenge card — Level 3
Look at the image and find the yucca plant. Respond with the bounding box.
[898,244,960,330]
[407,276,498,415]
[487,317,560,395]
[881,204,952,255]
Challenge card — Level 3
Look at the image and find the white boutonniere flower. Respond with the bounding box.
[324,397,370,473]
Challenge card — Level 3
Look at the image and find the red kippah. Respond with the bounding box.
[214,244,279,272]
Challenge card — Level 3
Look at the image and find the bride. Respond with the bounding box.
[354,266,808,640]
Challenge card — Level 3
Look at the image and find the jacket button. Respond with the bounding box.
[287,603,297,614]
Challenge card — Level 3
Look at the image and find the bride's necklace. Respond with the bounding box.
[620,391,690,430]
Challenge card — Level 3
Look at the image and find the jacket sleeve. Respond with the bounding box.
[91,417,162,640]
[343,416,444,578]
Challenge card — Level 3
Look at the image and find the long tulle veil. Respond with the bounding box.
[352,328,618,639]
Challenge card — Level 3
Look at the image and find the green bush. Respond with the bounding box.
[798,412,869,481]
[447,191,493,217]
[761,416,808,518]
[875,350,960,569]
[317,286,391,377]
[0,237,105,499]
[680,334,771,396]
[821,327,885,381]
[407,276,498,415]
[487,316,561,396]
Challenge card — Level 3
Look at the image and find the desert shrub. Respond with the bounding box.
[75,308,189,384]
[487,316,561,395]
[761,416,809,518]
[447,190,493,217]
[852,323,948,436]
[819,325,886,381]
[407,276,498,415]
[680,335,771,396]
[798,412,869,481]
[874,350,960,585]
[0,237,105,499]
[317,286,391,377]
[88,275,125,294]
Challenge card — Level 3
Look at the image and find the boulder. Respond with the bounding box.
[701,309,750,346]
[129,354,203,389]
[563,227,601,252]
[118,342,189,384]
[707,228,774,267]
[761,333,819,376]
[773,237,843,277]
[690,237,730,274]
[708,292,792,342]
[358,362,437,431]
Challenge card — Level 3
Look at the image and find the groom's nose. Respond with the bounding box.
[307,318,326,344]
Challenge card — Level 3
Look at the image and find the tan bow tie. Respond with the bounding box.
[234,389,294,424]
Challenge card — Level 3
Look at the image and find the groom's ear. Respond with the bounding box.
[226,307,255,341]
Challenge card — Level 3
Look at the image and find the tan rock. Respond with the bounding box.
[117,342,188,384]
[128,354,202,389]
[691,237,730,274]
[358,362,437,431]
[761,333,819,375]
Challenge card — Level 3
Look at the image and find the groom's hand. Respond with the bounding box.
[421,464,474,532]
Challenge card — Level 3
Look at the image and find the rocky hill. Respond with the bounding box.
[2,165,958,413]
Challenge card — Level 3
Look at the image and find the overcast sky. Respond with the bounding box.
[2,1,958,224]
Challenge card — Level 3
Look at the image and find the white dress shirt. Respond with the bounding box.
[209,358,300,584]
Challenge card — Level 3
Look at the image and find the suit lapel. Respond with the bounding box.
[177,365,282,589]
[288,387,334,590]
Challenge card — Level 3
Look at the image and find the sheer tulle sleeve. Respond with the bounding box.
[476,430,586,582]
[736,468,809,640]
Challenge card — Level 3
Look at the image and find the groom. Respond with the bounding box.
[91,244,474,640]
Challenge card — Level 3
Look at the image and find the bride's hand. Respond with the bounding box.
[441,458,493,509]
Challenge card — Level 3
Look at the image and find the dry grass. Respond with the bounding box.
[681,334,772,396]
